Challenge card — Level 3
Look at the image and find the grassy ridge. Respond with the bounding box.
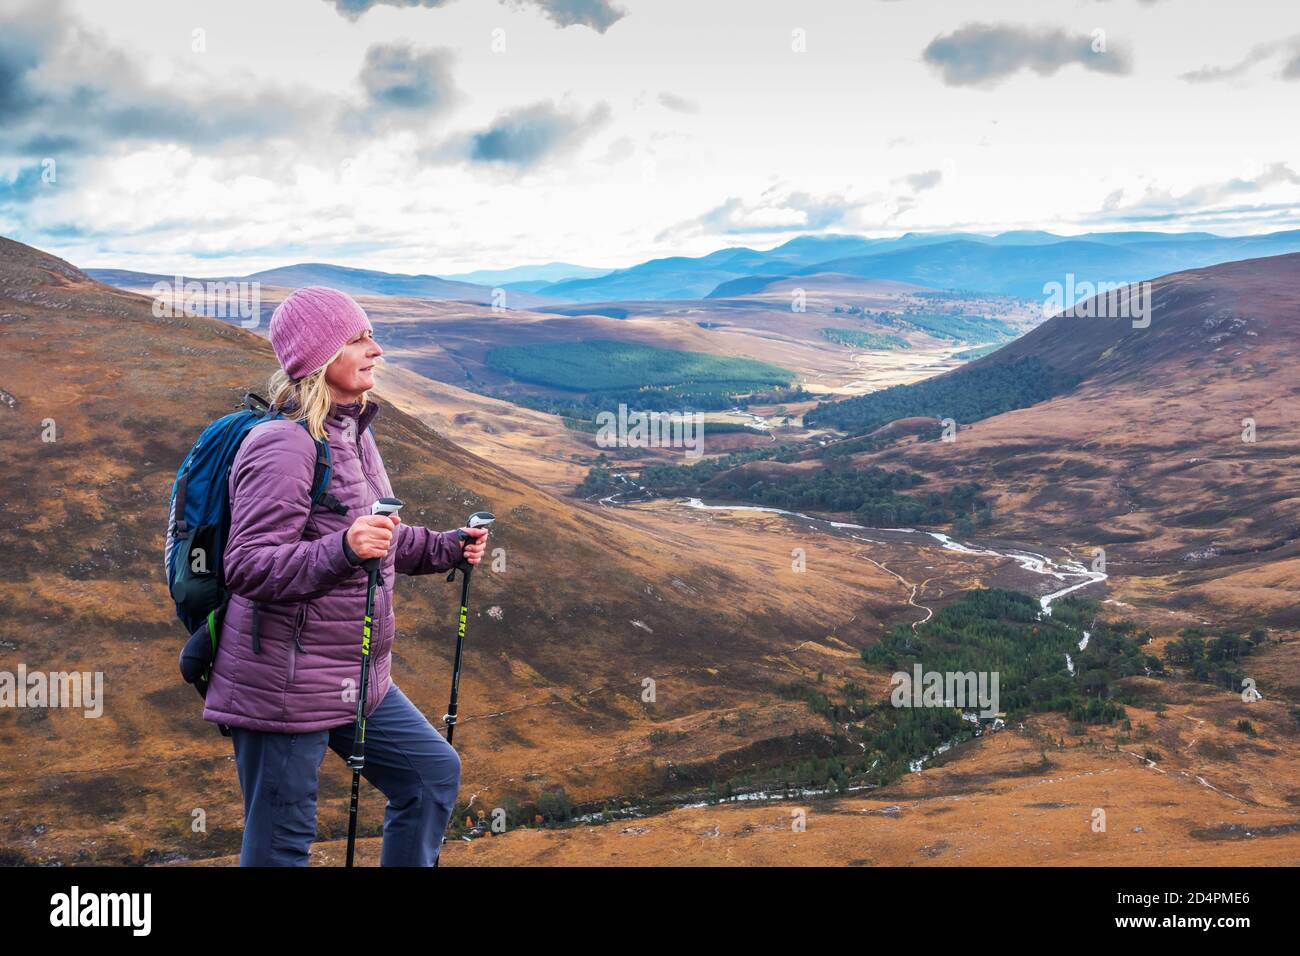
[805,355,1080,433]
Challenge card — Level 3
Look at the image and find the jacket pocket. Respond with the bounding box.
[288,600,310,685]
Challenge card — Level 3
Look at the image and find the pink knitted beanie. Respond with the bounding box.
[269,286,373,380]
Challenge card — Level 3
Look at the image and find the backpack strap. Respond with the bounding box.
[249,398,350,516]
[172,469,190,535]
[306,433,350,517]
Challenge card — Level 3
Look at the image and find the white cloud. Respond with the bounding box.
[4,0,1300,275]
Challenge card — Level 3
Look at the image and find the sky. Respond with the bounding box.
[1,0,1299,276]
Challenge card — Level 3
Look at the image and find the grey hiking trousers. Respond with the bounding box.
[230,683,461,866]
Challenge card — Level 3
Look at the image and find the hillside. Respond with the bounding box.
[615,253,1300,628]
[4,236,1297,868]
[822,254,1300,625]
[0,236,912,864]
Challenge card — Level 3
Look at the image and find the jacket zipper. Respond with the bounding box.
[288,601,308,685]
[292,601,308,653]
[357,421,386,503]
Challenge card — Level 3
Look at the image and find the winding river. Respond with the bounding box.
[565,487,1111,821]
[595,478,1106,612]
[676,497,1107,614]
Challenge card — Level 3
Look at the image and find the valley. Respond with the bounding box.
[2,235,1297,868]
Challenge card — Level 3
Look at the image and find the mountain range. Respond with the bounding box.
[85,262,559,310]
[88,230,1300,308]
[539,230,1300,302]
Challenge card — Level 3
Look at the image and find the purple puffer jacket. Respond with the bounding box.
[203,398,464,733]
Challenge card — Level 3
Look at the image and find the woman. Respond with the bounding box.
[202,285,488,866]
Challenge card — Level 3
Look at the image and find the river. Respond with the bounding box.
[676,497,1107,613]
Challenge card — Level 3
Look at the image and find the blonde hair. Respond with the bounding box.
[267,342,369,440]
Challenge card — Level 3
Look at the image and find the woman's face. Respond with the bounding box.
[325,328,383,401]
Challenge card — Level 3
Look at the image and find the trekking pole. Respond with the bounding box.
[433,511,494,869]
[442,511,496,746]
[346,496,403,869]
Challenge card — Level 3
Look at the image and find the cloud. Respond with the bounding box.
[326,0,453,19]
[923,23,1132,88]
[1176,162,1300,206]
[0,0,327,163]
[1179,35,1300,83]
[335,42,462,136]
[901,169,943,192]
[0,164,49,204]
[508,0,627,32]
[884,169,944,220]
[0,3,477,182]
[656,189,857,243]
[659,170,966,242]
[325,0,627,32]
[1092,162,1300,223]
[460,101,611,167]
[657,92,700,114]
[359,43,459,112]
[0,5,59,124]
[597,135,635,164]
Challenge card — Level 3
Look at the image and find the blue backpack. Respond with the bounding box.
[165,392,350,725]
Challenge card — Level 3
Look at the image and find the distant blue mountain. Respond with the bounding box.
[787,232,1300,299]
[86,229,1300,309]
[536,249,763,301]
[532,236,898,301]
[526,229,1300,302]
[241,263,506,302]
[86,262,560,308]
[442,261,612,286]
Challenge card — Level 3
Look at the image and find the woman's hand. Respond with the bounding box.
[460,526,489,565]
[347,513,402,561]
